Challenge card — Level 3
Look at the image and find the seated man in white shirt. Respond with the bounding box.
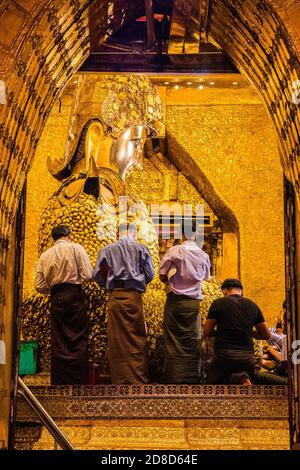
[35,225,93,385]
[253,305,288,385]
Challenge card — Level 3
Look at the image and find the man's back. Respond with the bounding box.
[35,239,92,293]
[159,240,210,299]
[104,238,147,276]
[41,240,82,273]
[207,295,265,351]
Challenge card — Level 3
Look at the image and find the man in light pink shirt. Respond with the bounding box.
[159,234,210,383]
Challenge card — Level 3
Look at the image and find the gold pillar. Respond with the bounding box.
[0,223,16,449]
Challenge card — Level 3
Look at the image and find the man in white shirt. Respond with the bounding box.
[159,232,211,383]
[35,225,93,385]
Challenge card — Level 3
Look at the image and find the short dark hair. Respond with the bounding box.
[52,225,71,241]
[221,278,243,290]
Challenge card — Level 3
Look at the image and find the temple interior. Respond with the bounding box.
[2,0,300,451]
[21,72,286,381]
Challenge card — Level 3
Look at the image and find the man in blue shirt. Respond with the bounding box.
[93,223,154,384]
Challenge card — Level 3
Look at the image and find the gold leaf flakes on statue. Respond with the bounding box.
[22,191,164,375]
[101,75,163,138]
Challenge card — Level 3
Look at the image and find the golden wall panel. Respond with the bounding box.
[209,0,300,193]
[167,102,285,324]
[166,80,263,106]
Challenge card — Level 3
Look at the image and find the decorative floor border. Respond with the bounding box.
[17,385,288,422]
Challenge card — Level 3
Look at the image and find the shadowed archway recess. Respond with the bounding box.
[0,0,300,310]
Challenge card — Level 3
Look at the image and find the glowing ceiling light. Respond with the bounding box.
[164,81,170,85]
[232,81,238,85]
[199,85,204,90]
[186,81,192,85]
[209,81,215,85]
[174,85,179,90]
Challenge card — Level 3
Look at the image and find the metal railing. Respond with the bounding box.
[17,377,75,450]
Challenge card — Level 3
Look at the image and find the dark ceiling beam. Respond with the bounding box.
[145,0,156,50]
[79,51,238,73]
[200,0,211,43]
[168,0,211,54]
[152,0,172,15]
[184,0,201,53]
[168,0,186,54]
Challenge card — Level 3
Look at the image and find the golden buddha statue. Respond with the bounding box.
[47,118,147,207]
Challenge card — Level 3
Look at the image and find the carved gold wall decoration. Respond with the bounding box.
[25,423,289,450]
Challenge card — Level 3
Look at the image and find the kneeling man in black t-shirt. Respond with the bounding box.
[203,278,271,384]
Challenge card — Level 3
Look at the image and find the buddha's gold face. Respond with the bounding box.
[110,126,148,180]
